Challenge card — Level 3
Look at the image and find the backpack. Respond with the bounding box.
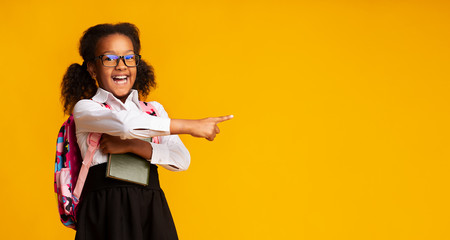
[54,101,160,229]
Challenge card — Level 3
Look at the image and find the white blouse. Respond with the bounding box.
[73,88,190,171]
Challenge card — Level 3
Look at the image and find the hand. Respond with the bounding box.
[99,134,132,154]
[189,115,234,141]
[170,115,233,141]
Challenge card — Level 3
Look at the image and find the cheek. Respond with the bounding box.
[97,70,113,86]
[97,77,107,88]
[130,69,138,82]
[99,68,112,78]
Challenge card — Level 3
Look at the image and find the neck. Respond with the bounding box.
[117,93,130,103]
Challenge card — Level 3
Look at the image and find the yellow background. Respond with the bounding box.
[1,0,449,239]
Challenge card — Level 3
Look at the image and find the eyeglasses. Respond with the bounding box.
[94,54,141,67]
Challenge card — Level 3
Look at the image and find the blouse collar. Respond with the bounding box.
[92,88,141,110]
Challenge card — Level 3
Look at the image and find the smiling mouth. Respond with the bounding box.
[112,75,129,85]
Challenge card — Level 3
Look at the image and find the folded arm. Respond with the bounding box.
[73,99,170,139]
[98,101,191,171]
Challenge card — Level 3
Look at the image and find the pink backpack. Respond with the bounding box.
[54,101,160,229]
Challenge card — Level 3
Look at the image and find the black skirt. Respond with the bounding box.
[75,163,178,240]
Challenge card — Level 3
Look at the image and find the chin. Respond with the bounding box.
[110,89,130,98]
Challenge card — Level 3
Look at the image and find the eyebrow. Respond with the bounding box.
[102,50,135,54]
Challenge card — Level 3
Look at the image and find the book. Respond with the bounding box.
[106,138,152,186]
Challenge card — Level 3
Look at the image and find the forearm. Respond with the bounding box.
[170,119,194,135]
[128,139,153,160]
[127,139,153,159]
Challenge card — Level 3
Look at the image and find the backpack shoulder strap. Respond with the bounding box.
[139,101,160,117]
[73,99,106,199]
[139,101,161,144]
[73,132,101,199]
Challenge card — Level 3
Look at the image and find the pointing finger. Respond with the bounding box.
[215,115,234,123]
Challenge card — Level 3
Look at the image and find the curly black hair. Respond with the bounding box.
[61,23,156,115]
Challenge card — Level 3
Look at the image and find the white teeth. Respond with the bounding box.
[112,75,128,85]
[115,79,127,85]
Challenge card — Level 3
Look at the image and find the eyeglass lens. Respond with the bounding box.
[101,54,139,67]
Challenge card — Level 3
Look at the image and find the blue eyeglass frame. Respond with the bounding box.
[93,54,141,67]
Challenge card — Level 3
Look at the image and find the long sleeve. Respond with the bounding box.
[74,88,190,169]
[73,99,170,139]
[148,101,191,172]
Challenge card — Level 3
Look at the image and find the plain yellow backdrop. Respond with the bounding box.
[1,0,450,239]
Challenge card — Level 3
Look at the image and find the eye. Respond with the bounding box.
[124,54,135,60]
[103,55,119,62]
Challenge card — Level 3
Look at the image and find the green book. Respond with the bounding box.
[106,138,151,186]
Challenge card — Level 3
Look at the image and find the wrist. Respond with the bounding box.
[126,139,136,153]
[184,119,195,135]
[127,139,152,159]
[171,119,194,135]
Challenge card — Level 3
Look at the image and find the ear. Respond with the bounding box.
[87,61,97,80]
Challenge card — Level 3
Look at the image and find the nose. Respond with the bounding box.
[115,57,127,70]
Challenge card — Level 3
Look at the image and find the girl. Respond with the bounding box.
[61,23,232,240]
